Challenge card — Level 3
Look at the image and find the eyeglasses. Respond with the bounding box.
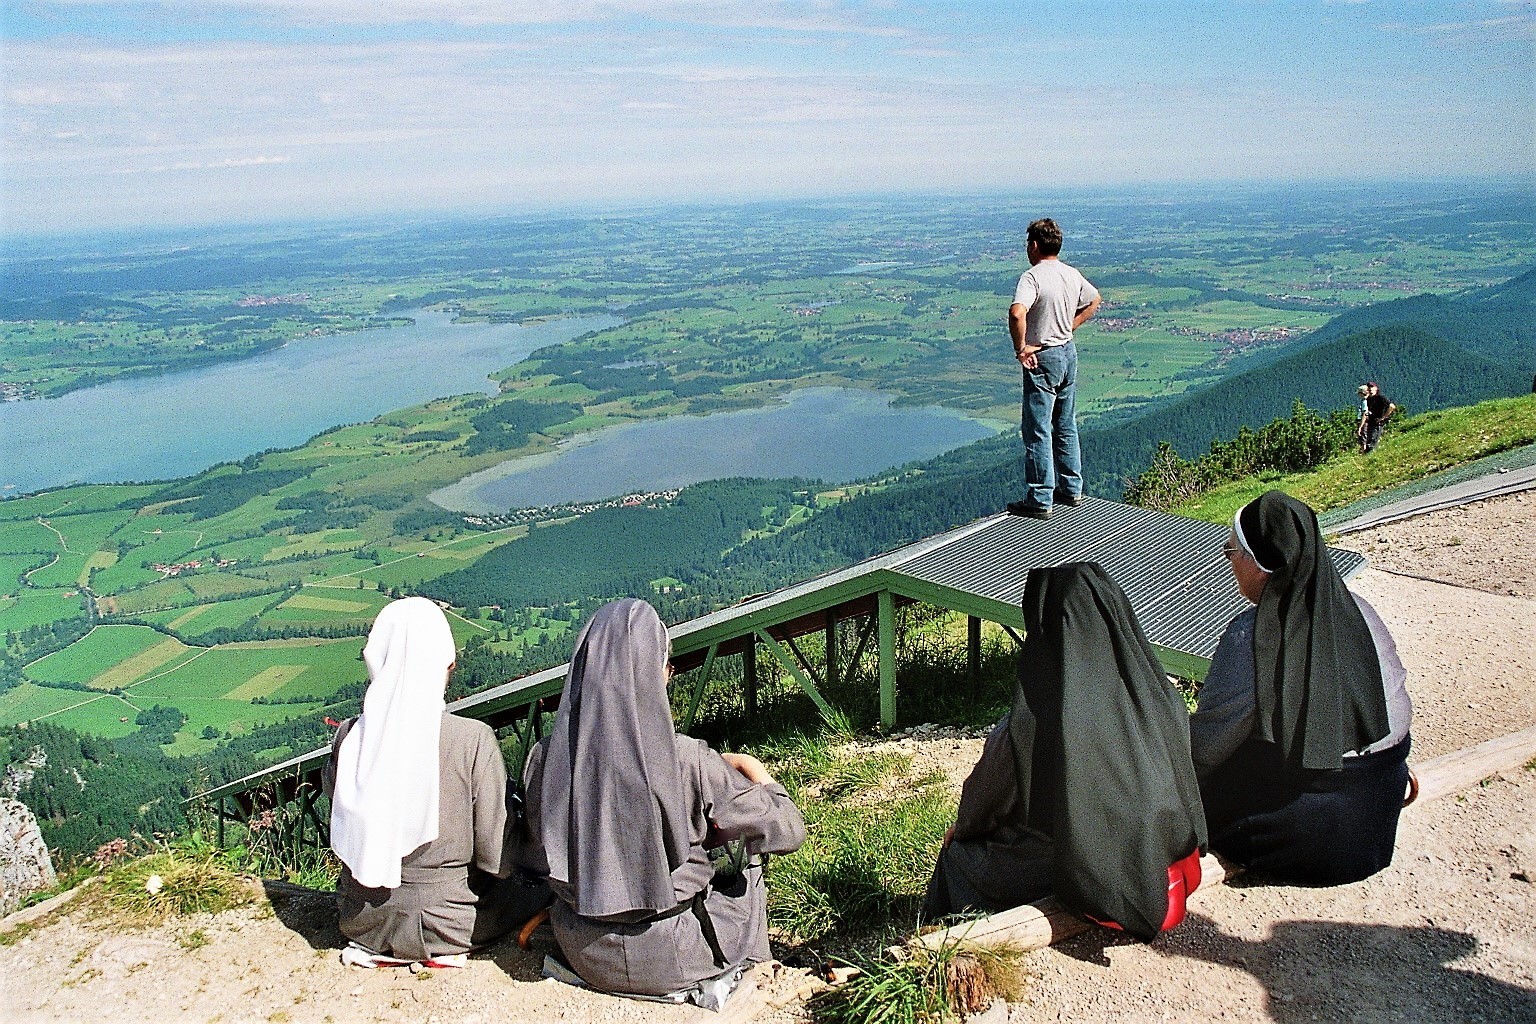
[1220,543,1240,559]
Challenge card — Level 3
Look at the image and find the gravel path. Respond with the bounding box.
[3,493,1532,1023]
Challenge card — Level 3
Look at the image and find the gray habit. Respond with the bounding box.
[323,713,551,961]
[515,598,805,997]
[518,735,805,996]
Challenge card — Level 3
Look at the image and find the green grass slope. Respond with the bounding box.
[1172,393,1536,525]
[1079,324,1531,496]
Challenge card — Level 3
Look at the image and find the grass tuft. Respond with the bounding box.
[87,847,257,925]
[811,938,1028,1023]
[766,727,954,944]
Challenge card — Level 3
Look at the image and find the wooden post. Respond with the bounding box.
[758,631,836,723]
[743,641,758,719]
[878,590,896,729]
[825,610,838,690]
[967,615,982,689]
[217,798,226,849]
[682,644,718,733]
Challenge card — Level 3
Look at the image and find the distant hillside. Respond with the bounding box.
[1078,323,1530,496]
[1291,265,1535,367]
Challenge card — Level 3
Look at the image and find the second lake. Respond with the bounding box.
[431,387,1003,513]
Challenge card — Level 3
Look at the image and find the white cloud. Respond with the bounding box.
[109,154,292,174]
[30,0,913,35]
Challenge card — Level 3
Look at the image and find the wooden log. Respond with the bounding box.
[906,853,1235,955]
[1406,724,1536,805]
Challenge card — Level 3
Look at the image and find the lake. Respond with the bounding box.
[0,311,618,493]
[430,387,1002,513]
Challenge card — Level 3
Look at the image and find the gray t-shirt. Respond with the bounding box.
[1011,259,1100,349]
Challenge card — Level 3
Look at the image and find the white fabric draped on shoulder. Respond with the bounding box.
[330,596,455,889]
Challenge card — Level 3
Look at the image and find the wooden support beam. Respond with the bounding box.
[1407,724,1536,804]
[782,633,824,689]
[682,644,718,734]
[1001,624,1024,648]
[825,610,838,690]
[878,590,896,729]
[743,643,758,719]
[967,615,982,688]
[757,630,837,723]
[846,613,877,678]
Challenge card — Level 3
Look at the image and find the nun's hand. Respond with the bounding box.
[721,752,773,785]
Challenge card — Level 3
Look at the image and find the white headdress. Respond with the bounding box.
[329,597,455,888]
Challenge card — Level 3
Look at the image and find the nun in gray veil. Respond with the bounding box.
[513,598,806,1007]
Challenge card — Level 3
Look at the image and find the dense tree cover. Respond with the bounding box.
[427,478,805,611]
[151,467,309,521]
[5,720,187,854]
[392,503,475,535]
[463,399,584,456]
[1123,401,1359,510]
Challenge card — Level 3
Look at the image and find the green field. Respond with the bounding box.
[0,553,50,589]
[160,696,329,756]
[0,588,87,631]
[25,625,191,690]
[138,592,287,638]
[23,692,143,740]
[0,683,125,729]
[126,637,365,703]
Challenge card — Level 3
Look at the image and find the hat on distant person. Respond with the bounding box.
[1357,384,1369,395]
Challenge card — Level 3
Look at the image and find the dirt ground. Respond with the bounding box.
[2,492,1533,1023]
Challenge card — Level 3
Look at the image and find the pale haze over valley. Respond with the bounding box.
[3,0,1533,236]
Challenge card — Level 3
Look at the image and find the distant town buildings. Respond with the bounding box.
[460,489,684,530]
[236,293,311,307]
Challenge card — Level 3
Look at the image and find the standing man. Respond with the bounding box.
[1358,381,1397,454]
[1007,218,1101,519]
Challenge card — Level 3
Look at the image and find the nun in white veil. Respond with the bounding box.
[324,596,549,967]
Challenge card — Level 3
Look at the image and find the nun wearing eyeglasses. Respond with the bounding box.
[1192,491,1412,885]
[513,598,806,1009]
[324,597,550,968]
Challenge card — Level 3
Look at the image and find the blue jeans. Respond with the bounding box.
[1020,342,1081,508]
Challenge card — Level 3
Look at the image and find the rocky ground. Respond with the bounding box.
[2,492,1532,1023]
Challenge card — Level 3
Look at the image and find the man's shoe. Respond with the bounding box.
[1054,493,1083,507]
[1006,501,1051,519]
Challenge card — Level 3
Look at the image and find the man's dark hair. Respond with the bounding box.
[1027,218,1063,257]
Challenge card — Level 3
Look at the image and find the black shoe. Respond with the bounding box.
[1006,501,1051,519]
[1054,493,1083,507]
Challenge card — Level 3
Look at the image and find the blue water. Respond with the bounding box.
[0,311,617,492]
[430,387,1000,513]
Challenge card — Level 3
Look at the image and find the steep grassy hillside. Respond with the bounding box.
[1172,393,1536,525]
[1079,323,1530,496]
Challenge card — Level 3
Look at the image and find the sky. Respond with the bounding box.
[2,1,1533,236]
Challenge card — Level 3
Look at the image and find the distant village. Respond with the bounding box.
[461,488,683,529]
[235,293,312,307]
[152,557,238,577]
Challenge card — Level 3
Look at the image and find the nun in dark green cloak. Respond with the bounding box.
[1192,490,1412,885]
[922,562,1207,941]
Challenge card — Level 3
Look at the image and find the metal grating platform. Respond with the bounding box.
[891,496,1365,661]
